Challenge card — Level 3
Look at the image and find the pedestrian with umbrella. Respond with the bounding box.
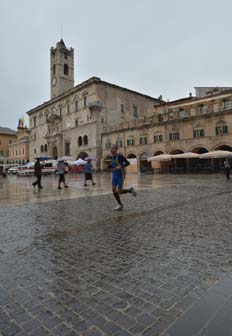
[84,158,96,187]
[57,158,69,189]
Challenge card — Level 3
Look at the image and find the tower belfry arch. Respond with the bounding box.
[50,39,74,99]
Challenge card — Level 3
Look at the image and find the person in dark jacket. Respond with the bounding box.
[84,159,96,186]
[32,158,43,189]
[110,144,136,210]
[224,158,231,180]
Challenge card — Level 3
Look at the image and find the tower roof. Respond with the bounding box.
[56,38,66,48]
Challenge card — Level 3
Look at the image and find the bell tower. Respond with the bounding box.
[50,39,74,99]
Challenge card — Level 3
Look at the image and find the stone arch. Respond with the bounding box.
[127,153,137,159]
[103,155,112,170]
[139,152,152,173]
[191,146,209,154]
[169,148,184,155]
[154,150,164,156]
[213,144,232,151]
[77,152,88,160]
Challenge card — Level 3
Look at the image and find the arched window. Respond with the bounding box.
[216,121,228,135]
[64,64,69,75]
[67,103,70,114]
[75,100,78,112]
[83,135,88,146]
[41,145,44,152]
[78,136,82,147]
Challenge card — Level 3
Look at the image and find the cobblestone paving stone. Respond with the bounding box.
[1,176,232,335]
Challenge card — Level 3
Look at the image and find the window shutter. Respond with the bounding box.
[223,125,228,134]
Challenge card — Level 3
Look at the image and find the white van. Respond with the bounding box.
[42,160,57,175]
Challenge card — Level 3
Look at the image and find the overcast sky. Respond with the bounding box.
[1,0,232,130]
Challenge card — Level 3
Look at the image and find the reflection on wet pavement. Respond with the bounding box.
[1,173,232,335]
[0,172,228,206]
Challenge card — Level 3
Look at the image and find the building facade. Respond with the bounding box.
[0,127,16,163]
[102,88,232,172]
[27,40,162,169]
[8,128,30,165]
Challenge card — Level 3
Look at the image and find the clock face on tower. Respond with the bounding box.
[52,77,57,86]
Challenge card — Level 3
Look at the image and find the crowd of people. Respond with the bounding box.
[32,144,136,211]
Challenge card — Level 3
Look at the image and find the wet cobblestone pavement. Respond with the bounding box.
[1,174,232,335]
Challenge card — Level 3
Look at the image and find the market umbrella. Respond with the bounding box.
[57,156,74,161]
[84,156,97,161]
[73,158,87,166]
[147,154,172,162]
[200,150,232,159]
[172,152,200,159]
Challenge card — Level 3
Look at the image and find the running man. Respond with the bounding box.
[110,144,136,210]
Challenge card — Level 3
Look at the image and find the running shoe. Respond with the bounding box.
[130,187,137,197]
[114,205,124,211]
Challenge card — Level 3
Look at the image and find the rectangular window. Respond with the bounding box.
[75,120,78,127]
[133,105,138,118]
[34,148,36,154]
[169,111,174,119]
[190,108,195,116]
[116,140,123,148]
[120,104,124,113]
[193,129,204,138]
[169,132,180,141]
[75,100,78,112]
[216,125,228,135]
[67,104,70,114]
[199,104,207,114]
[213,104,218,113]
[84,96,87,108]
[178,108,185,118]
[59,108,62,117]
[154,134,163,143]
[101,118,104,123]
[223,99,230,110]
[105,142,111,149]
[33,116,37,127]
[139,137,147,145]
[127,139,134,146]
[65,142,70,156]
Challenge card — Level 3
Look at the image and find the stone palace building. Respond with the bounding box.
[27,40,162,170]
[102,87,232,172]
[27,40,232,173]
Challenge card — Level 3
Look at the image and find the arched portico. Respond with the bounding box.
[126,153,138,173]
[77,152,88,160]
[139,152,152,173]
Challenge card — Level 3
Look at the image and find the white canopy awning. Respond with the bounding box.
[147,154,172,162]
[173,152,200,159]
[200,150,232,159]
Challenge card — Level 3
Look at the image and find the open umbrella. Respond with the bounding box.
[57,156,74,161]
[147,154,172,162]
[200,150,232,159]
[84,156,97,161]
[73,158,87,166]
